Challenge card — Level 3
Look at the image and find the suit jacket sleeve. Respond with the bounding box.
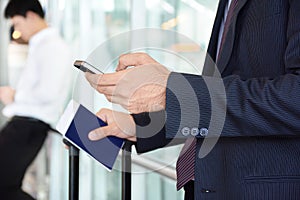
[165,0,300,138]
[132,111,185,153]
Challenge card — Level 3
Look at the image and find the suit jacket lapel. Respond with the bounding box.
[216,0,248,74]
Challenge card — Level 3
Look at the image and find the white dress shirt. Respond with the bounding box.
[216,0,233,58]
[3,27,74,127]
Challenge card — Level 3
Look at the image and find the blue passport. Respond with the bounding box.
[56,100,124,171]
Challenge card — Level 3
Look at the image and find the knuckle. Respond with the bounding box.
[112,124,120,135]
[96,109,104,116]
[96,85,103,93]
[99,108,109,114]
[97,75,103,85]
[106,95,112,102]
[119,54,127,62]
[122,103,129,111]
[127,104,135,113]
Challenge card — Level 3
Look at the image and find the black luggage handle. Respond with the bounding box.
[63,139,80,200]
[63,139,133,200]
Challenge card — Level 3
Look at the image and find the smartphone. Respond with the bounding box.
[56,100,124,171]
[74,60,103,74]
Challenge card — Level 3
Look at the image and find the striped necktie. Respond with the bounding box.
[217,0,238,61]
[176,0,238,191]
[176,137,197,190]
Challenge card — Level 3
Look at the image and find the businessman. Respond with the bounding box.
[0,0,73,199]
[86,0,300,199]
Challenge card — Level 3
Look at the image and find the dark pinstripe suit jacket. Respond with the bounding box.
[134,0,300,199]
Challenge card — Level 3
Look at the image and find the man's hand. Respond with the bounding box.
[88,108,136,142]
[0,86,15,105]
[116,52,159,71]
[85,53,171,113]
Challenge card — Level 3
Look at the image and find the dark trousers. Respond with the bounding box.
[184,181,195,200]
[0,116,49,200]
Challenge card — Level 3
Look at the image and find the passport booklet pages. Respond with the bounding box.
[56,100,124,171]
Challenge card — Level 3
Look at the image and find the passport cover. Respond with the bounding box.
[56,100,124,171]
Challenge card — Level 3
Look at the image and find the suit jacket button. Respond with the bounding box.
[191,128,199,136]
[199,128,208,137]
[181,127,190,136]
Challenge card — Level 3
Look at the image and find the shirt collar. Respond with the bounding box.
[29,27,57,46]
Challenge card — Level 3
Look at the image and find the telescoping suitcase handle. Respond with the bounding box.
[122,141,134,200]
[63,139,133,200]
[63,139,80,200]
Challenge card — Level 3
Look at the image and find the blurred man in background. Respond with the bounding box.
[0,0,73,199]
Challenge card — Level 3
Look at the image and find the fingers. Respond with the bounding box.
[89,109,112,141]
[85,71,127,97]
[88,125,116,141]
[95,108,112,123]
[117,53,158,71]
[88,109,137,142]
[0,88,3,101]
[85,52,159,88]
[84,72,117,96]
[88,122,136,142]
[85,71,126,86]
[85,60,170,114]
[97,86,116,97]
[0,86,15,105]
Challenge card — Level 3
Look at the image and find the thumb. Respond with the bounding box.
[88,125,112,141]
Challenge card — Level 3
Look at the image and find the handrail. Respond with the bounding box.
[119,152,177,181]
